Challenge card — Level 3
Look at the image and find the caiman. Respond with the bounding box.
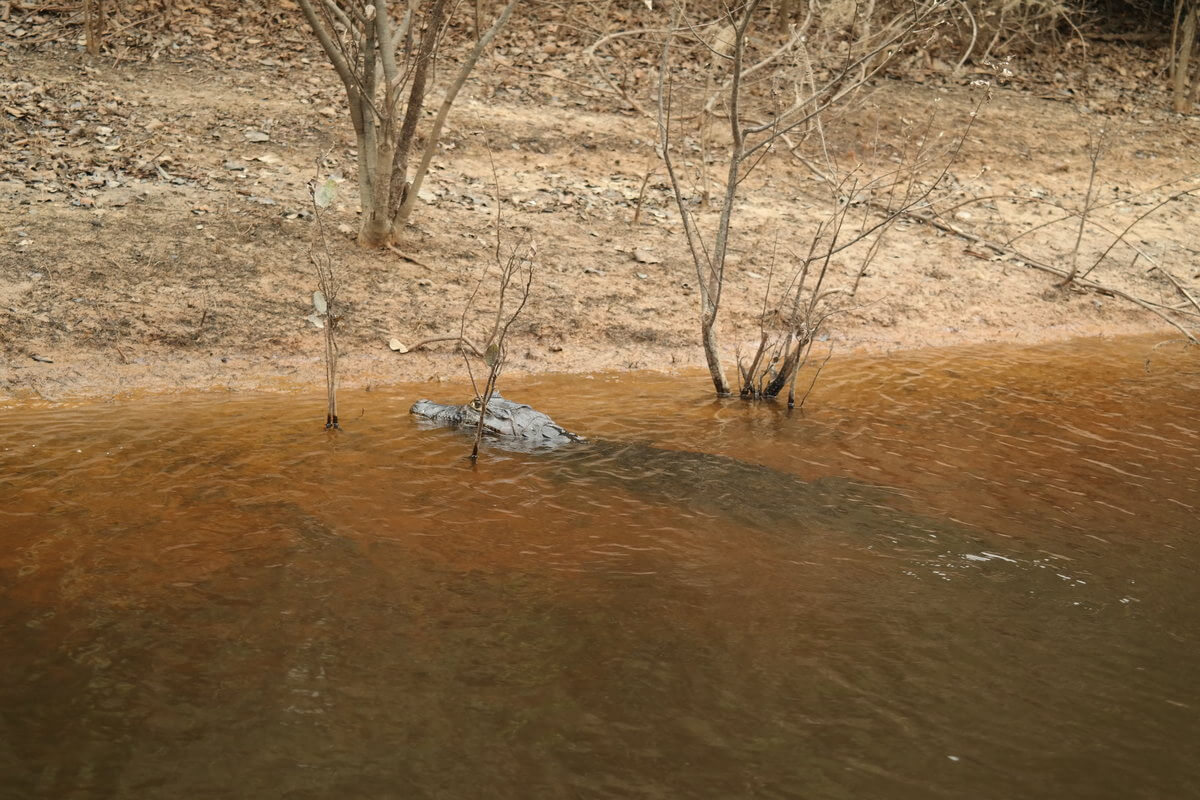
[410,392,980,544]
[410,392,587,450]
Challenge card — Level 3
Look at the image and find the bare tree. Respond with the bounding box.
[296,0,519,247]
[309,167,345,429]
[737,192,860,408]
[392,149,536,456]
[1060,122,1108,286]
[736,90,986,404]
[897,138,1200,343]
[1170,0,1199,113]
[83,0,106,55]
[461,236,536,460]
[654,0,952,396]
[934,186,1200,343]
[448,158,536,460]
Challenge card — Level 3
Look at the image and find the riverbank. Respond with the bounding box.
[3,12,1198,404]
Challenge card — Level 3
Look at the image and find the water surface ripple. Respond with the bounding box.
[1,336,1197,799]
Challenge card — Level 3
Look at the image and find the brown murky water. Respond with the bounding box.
[1,336,1198,799]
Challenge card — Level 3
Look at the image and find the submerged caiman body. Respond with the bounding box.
[410,393,972,542]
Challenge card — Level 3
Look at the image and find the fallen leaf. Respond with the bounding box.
[312,290,327,314]
[30,354,53,363]
[306,313,324,329]
[314,178,337,208]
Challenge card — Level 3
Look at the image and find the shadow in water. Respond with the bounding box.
[1,336,1198,799]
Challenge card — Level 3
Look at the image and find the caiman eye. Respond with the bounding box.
[470,397,483,411]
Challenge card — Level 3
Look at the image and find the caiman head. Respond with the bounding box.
[410,391,585,449]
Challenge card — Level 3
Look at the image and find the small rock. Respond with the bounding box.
[549,344,563,352]
[30,354,53,363]
[388,339,408,353]
[416,278,433,288]
[633,247,662,264]
[583,267,606,276]
[635,272,648,279]
[223,161,247,171]
[96,189,132,208]
[243,130,270,143]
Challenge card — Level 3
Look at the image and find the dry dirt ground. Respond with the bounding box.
[3,5,1199,404]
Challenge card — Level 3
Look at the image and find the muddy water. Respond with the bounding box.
[1,337,1198,800]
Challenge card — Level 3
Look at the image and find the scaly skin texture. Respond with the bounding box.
[410,392,586,450]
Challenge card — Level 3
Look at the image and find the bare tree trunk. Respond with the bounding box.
[776,0,799,30]
[298,0,516,249]
[650,0,956,400]
[394,0,519,229]
[698,1,760,397]
[84,0,106,55]
[700,314,729,395]
[361,138,398,247]
[384,0,449,237]
[1174,2,1197,113]
[1192,57,1200,104]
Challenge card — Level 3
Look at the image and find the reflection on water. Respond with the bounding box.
[1,336,1197,799]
